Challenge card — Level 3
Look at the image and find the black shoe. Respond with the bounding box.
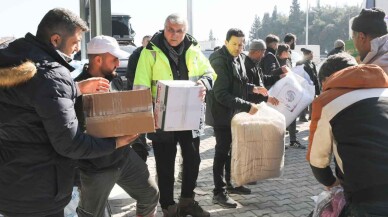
[247,181,257,185]
[299,117,308,122]
[212,191,237,208]
[226,184,251,195]
[290,140,306,149]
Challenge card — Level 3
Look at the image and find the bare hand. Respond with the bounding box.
[115,134,139,148]
[248,103,259,115]
[196,81,207,102]
[325,177,340,191]
[77,77,110,94]
[281,66,291,74]
[267,97,279,106]
[253,86,268,96]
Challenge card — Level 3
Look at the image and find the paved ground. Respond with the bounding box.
[108,120,323,217]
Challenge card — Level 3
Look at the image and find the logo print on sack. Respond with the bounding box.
[286,90,296,102]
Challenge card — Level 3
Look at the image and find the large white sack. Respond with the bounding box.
[267,71,315,127]
[231,103,286,186]
[292,65,313,85]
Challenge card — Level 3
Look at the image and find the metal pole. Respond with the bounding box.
[306,0,309,45]
[187,0,193,35]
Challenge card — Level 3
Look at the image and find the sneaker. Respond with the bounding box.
[178,197,210,217]
[162,204,177,217]
[212,191,237,208]
[289,140,306,149]
[226,184,251,195]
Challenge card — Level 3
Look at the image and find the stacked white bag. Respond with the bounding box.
[231,103,286,186]
[267,69,315,127]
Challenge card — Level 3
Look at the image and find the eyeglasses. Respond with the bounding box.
[166,27,185,35]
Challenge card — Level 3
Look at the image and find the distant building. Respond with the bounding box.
[198,40,222,51]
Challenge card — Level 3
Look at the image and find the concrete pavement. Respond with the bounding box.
[108,120,323,217]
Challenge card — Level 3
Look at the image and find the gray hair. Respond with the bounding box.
[164,13,188,30]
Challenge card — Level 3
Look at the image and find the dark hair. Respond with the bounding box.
[213,46,221,51]
[265,34,279,45]
[36,8,89,44]
[284,33,296,43]
[276,43,290,56]
[318,53,358,84]
[226,28,245,41]
[301,48,312,55]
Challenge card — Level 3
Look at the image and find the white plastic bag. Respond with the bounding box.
[64,187,80,217]
[268,71,315,127]
[231,103,286,186]
[311,186,346,217]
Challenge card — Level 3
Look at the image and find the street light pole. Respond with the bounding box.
[187,0,193,35]
[306,0,309,45]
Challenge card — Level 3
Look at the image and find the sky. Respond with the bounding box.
[1,0,363,46]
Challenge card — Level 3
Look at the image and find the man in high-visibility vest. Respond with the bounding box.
[133,13,214,217]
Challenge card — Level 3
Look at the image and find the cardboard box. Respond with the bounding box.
[154,80,202,131]
[83,89,155,138]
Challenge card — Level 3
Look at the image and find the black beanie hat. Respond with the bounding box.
[351,8,388,35]
[301,48,312,55]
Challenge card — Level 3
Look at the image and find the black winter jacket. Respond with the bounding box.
[0,33,116,216]
[208,46,254,127]
[244,54,281,103]
[74,67,130,172]
[260,47,283,78]
[296,59,321,95]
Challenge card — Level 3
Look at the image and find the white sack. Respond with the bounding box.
[231,103,286,186]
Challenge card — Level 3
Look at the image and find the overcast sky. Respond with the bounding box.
[0,0,363,45]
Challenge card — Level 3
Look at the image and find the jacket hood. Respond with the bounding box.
[323,64,388,91]
[0,61,36,87]
[363,34,388,68]
[0,33,74,88]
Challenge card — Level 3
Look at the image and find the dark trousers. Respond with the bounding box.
[213,126,232,194]
[288,120,297,142]
[77,148,159,217]
[3,211,64,217]
[152,131,200,209]
[132,134,149,162]
[341,201,388,217]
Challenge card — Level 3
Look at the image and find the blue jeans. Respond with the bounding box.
[77,148,159,217]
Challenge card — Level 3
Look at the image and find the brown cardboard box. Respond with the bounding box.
[83,89,155,138]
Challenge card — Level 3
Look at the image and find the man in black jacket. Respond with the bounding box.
[74,35,159,217]
[245,39,284,104]
[0,8,138,217]
[126,35,151,90]
[209,29,270,208]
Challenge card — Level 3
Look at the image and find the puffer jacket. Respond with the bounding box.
[0,33,116,216]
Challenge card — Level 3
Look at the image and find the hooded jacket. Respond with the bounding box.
[307,64,388,204]
[362,34,388,73]
[0,33,116,216]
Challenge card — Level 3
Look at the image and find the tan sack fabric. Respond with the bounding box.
[231,103,286,186]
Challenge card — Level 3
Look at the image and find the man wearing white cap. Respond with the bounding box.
[75,35,159,217]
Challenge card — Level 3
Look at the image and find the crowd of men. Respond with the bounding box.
[0,6,387,217]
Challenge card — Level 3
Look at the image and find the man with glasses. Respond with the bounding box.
[133,13,214,217]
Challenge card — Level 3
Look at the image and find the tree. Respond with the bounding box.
[249,15,261,41]
[288,0,305,42]
[208,29,215,41]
